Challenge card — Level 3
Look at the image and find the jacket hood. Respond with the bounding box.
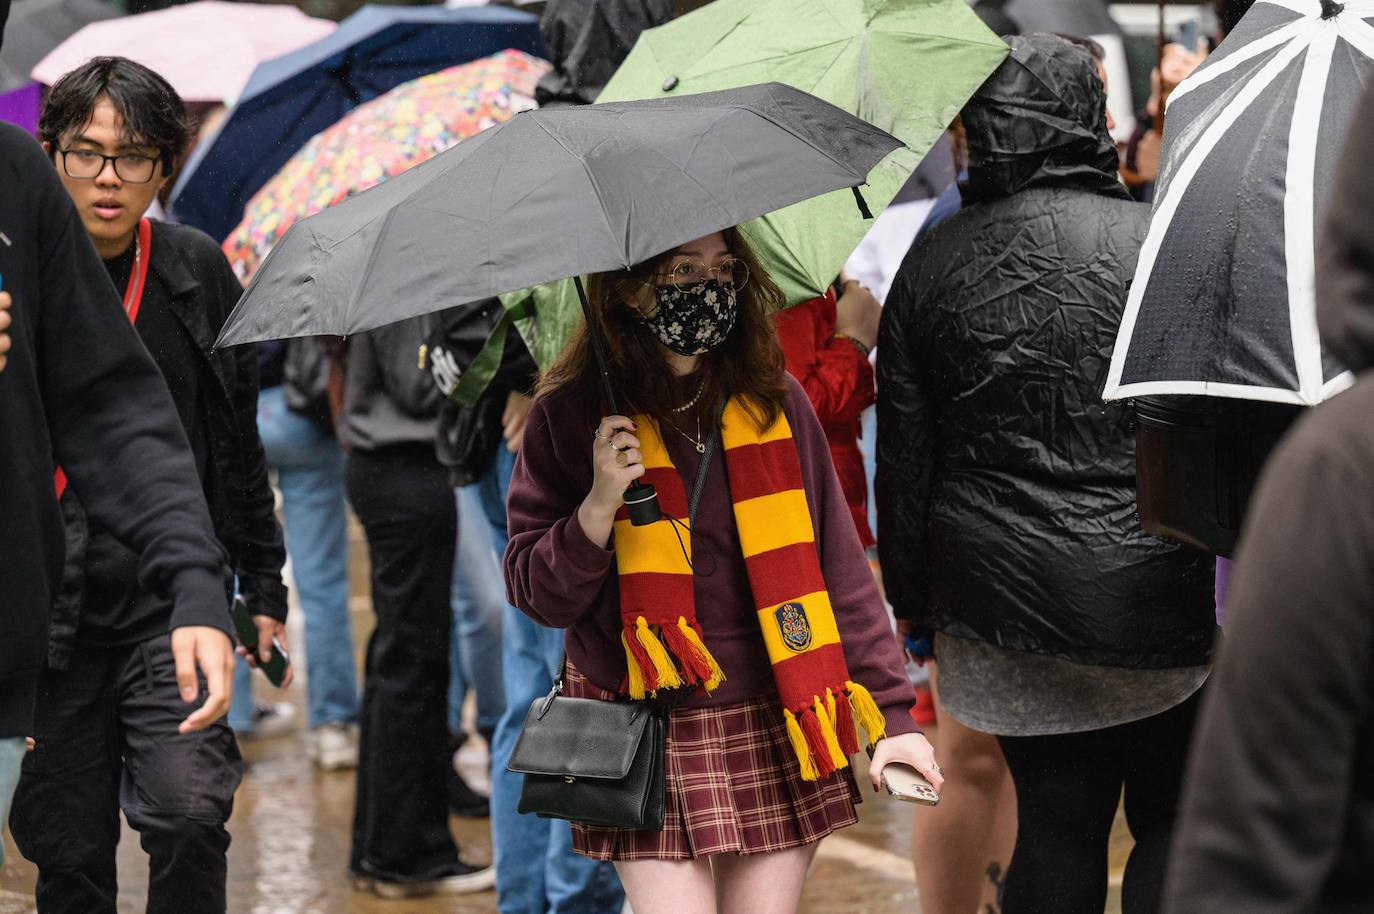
[535,0,673,108]
[961,33,1126,205]
[1317,83,1374,372]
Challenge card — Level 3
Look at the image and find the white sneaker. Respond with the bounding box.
[310,722,359,771]
[237,702,297,741]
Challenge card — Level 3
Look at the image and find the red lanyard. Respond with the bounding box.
[54,218,152,499]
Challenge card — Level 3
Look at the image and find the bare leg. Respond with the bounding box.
[713,844,819,914]
[616,857,717,914]
[912,663,1018,914]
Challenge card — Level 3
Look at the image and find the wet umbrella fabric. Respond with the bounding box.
[0,0,120,93]
[1103,0,1373,406]
[222,50,549,282]
[168,4,546,243]
[215,83,903,350]
[586,0,1007,310]
[31,1,334,102]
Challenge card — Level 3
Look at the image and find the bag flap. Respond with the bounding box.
[508,695,651,780]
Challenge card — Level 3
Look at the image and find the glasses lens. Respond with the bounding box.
[718,258,749,290]
[669,259,707,292]
[63,150,104,178]
[115,155,156,184]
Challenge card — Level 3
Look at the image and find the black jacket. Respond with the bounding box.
[0,124,228,735]
[47,220,287,668]
[1162,82,1374,914]
[876,34,1214,669]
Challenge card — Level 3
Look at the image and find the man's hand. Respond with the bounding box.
[171,625,236,734]
[235,615,293,688]
[0,291,12,373]
[503,390,534,453]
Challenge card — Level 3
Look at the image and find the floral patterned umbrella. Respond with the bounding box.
[223,49,549,281]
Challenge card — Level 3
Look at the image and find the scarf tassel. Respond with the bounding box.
[845,680,888,747]
[665,617,726,692]
[830,687,860,756]
[783,709,820,781]
[622,629,654,698]
[797,700,845,779]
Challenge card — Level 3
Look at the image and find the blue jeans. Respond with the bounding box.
[447,486,506,736]
[0,736,25,867]
[232,385,357,729]
[483,446,624,914]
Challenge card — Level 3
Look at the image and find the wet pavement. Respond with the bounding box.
[0,690,1132,914]
[0,520,1132,913]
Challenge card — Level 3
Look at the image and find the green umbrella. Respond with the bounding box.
[497,0,1007,375]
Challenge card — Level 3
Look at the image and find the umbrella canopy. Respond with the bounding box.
[216,83,902,355]
[585,0,1007,311]
[168,4,546,243]
[1004,0,1118,36]
[223,49,550,282]
[0,0,121,93]
[31,1,334,102]
[1103,0,1372,406]
[0,80,41,131]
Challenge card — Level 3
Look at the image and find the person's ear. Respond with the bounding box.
[41,140,52,159]
[623,291,641,312]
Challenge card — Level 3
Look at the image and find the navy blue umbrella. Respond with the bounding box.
[168,3,546,242]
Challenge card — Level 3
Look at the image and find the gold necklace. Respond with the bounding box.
[664,414,705,453]
[673,377,707,413]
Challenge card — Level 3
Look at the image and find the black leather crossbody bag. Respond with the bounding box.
[507,419,719,831]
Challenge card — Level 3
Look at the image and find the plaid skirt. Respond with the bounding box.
[563,664,862,861]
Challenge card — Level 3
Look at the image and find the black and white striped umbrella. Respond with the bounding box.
[1104,0,1373,405]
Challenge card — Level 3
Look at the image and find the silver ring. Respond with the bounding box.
[593,427,610,441]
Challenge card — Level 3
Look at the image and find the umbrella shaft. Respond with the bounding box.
[574,274,621,415]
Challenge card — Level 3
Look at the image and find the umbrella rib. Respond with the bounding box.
[1336,13,1374,57]
[1168,18,1309,108]
[1104,28,1312,399]
[1285,23,1336,403]
[528,117,626,266]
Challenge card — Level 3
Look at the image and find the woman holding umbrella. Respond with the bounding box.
[504,226,939,910]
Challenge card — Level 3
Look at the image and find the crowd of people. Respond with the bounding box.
[4,0,1374,913]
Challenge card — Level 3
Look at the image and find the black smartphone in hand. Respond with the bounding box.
[230,595,291,687]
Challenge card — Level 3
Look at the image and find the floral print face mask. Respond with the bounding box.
[643,279,739,356]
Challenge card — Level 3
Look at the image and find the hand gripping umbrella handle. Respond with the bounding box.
[573,276,661,526]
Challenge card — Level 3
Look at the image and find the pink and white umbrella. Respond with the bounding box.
[32,1,335,103]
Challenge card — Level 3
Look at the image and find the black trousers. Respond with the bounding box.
[346,444,460,881]
[995,690,1202,914]
[9,635,242,914]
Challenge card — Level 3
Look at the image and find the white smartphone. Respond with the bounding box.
[880,762,940,806]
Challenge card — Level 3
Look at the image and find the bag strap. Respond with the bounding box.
[687,416,720,529]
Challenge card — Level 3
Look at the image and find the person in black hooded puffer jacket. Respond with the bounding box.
[878,34,1216,914]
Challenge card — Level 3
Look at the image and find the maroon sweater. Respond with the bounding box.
[504,374,918,738]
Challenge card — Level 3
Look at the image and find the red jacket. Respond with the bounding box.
[773,290,875,547]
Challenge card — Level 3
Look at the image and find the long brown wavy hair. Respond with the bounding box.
[538,225,789,433]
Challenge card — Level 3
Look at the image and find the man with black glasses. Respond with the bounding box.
[8,57,287,914]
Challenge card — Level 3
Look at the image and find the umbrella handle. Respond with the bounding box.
[573,275,661,527]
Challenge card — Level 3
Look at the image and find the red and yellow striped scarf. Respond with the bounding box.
[614,397,886,780]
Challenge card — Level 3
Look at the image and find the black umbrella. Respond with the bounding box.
[1104,0,1372,405]
[0,0,120,92]
[216,82,901,348]
[219,82,899,526]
